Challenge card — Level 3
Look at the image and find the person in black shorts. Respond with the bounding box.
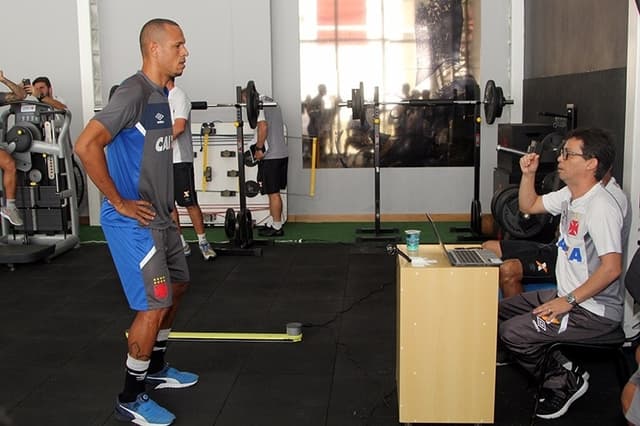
[242,85,288,237]
[167,77,216,260]
[482,239,557,298]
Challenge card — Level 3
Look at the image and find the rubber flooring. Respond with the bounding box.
[0,242,630,426]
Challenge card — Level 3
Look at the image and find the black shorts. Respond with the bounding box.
[173,162,199,207]
[500,239,557,283]
[257,157,288,195]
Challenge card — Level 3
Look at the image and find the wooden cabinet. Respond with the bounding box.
[396,244,498,424]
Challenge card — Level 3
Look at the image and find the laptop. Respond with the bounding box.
[425,213,502,267]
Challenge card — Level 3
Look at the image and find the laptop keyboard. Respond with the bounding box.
[451,249,485,264]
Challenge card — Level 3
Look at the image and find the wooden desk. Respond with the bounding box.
[396,244,499,424]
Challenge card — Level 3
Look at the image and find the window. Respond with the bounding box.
[299,0,479,168]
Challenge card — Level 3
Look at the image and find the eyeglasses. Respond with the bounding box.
[559,147,589,161]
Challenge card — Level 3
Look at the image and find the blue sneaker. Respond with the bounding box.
[114,393,175,425]
[145,364,199,389]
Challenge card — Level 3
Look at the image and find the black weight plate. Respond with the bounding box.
[224,208,236,239]
[492,184,517,220]
[496,186,547,239]
[483,80,497,124]
[236,209,254,248]
[245,180,260,198]
[246,80,260,129]
[351,87,362,122]
[244,150,258,167]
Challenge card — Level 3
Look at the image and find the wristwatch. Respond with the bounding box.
[565,292,578,306]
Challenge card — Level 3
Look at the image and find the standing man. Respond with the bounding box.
[167,77,216,260]
[243,85,288,237]
[498,128,625,420]
[74,19,197,426]
[0,69,26,226]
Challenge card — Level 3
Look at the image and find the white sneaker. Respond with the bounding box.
[199,241,217,261]
[182,241,191,257]
[1,206,23,226]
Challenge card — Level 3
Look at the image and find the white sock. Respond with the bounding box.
[197,233,207,244]
[272,221,282,230]
[126,354,150,380]
[6,199,16,208]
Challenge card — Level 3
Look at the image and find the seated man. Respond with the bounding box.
[24,76,67,110]
[484,169,625,299]
[499,128,626,420]
[0,69,26,226]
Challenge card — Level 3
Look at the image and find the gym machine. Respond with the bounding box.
[0,101,80,270]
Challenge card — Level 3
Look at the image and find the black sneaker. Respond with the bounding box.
[258,226,284,237]
[536,371,589,419]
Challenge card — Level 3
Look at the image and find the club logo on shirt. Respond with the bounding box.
[568,219,579,236]
[155,112,165,124]
[155,135,173,152]
[153,275,169,299]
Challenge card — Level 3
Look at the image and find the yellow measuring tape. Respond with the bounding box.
[125,323,303,343]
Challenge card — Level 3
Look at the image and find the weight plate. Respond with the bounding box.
[351,87,362,123]
[244,150,258,167]
[224,208,236,239]
[246,80,260,129]
[245,180,260,198]
[236,209,254,248]
[483,80,498,125]
[495,186,547,239]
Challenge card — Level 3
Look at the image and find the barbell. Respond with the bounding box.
[191,80,277,129]
[344,79,513,126]
[193,79,513,131]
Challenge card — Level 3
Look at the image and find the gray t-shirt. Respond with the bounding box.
[254,95,288,160]
[93,71,175,229]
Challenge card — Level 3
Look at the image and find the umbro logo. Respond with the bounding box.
[155,112,165,124]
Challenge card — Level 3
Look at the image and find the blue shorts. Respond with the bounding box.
[102,224,190,311]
